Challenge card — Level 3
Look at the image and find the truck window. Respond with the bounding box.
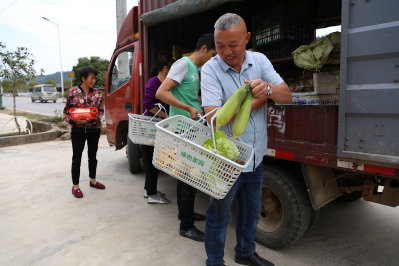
[109,47,134,93]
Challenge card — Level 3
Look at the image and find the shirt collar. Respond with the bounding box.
[216,51,253,73]
[78,85,93,93]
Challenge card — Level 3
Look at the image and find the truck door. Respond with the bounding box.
[337,0,399,167]
[105,44,139,149]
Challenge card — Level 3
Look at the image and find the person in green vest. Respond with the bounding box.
[156,33,217,242]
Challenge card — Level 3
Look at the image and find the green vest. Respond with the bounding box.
[169,57,202,118]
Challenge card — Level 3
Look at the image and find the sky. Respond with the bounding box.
[0,0,139,76]
[1,0,340,77]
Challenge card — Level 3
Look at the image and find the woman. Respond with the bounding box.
[141,56,174,204]
[63,67,105,198]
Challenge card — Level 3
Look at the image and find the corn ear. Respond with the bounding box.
[233,91,252,139]
[216,82,250,130]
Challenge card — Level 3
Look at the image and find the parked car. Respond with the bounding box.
[31,84,58,103]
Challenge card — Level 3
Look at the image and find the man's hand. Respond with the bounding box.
[245,80,292,104]
[188,107,202,120]
[245,79,268,99]
[76,118,90,124]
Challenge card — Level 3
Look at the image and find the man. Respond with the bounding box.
[156,33,217,242]
[201,14,292,266]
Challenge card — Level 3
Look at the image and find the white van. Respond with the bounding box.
[31,84,58,103]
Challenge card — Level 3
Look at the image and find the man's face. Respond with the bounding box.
[215,22,251,70]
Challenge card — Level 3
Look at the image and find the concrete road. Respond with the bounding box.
[1,96,66,116]
[1,137,399,266]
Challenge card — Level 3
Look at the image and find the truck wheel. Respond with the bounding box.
[306,208,321,233]
[127,137,141,174]
[336,191,363,202]
[255,164,314,250]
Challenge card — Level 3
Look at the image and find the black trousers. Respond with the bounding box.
[140,145,160,195]
[177,180,197,230]
[71,131,100,185]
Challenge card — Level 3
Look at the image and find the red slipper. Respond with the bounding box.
[90,181,105,189]
[72,186,83,198]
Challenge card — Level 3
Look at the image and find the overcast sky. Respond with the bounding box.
[0,0,138,76]
[1,0,340,77]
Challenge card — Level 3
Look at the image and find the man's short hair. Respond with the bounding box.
[79,67,98,82]
[195,33,215,52]
[214,13,241,31]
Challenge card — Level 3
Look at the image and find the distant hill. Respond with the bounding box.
[34,71,73,85]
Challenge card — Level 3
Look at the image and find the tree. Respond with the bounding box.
[96,70,107,89]
[0,42,44,133]
[44,79,57,87]
[29,81,39,87]
[71,56,110,87]
[2,79,12,92]
[15,80,28,91]
[63,79,72,88]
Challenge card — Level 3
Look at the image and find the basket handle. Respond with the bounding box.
[180,107,221,154]
[209,109,232,154]
[180,107,219,139]
[142,103,168,122]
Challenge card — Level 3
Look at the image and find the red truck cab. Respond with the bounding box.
[105,7,141,150]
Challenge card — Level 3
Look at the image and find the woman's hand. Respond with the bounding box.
[75,118,90,124]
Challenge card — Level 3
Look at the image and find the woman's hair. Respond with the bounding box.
[150,56,175,78]
[79,67,98,82]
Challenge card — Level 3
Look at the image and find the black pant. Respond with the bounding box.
[71,131,100,185]
[140,145,160,195]
[177,180,197,230]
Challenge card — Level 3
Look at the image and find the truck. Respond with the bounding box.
[104,0,399,249]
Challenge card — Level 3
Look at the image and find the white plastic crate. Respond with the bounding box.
[128,104,166,146]
[152,114,254,199]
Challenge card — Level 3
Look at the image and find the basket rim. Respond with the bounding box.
[128,113,163,124]
[154,115,254,170]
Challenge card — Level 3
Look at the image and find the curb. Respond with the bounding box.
[0,131,61,148]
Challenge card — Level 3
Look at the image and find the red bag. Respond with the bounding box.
[70,107,98,120]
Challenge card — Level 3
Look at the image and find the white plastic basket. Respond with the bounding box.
[152,109,254,199]
[128,103,166,146]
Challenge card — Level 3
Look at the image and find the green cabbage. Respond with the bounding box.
[203,130,239,160]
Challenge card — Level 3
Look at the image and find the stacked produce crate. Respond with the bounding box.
[252,4,313,60]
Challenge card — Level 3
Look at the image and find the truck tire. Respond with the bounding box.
[336,191,363,202]
[127,137,141,174]
[255,164,314,250]
[306,209,321,233]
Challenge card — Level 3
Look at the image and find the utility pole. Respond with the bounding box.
[115,0,129,80]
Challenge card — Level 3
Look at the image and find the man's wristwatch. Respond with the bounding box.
[266,82,272,96]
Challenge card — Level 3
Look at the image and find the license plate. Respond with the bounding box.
[47,93,52,95]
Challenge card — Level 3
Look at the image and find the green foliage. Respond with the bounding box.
[63,79,72,88]
[2,79,12,90]
[0,42,43,133]
[96,70,107,89]
[29,81,39,87]
[44,80,57,87]
[71,56,110,87]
